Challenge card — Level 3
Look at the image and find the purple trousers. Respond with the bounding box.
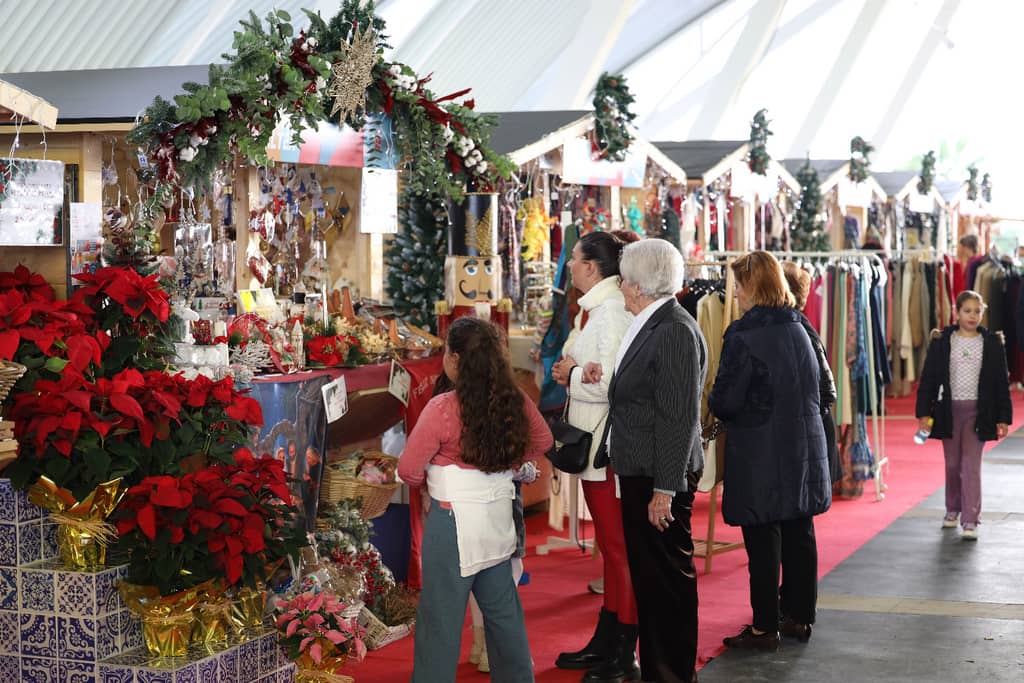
[942,400,984,526]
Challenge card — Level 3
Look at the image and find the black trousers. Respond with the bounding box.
[740,516,818,633]
[620,473,699,683]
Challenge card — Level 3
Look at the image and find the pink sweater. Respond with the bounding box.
[398,391,553,488]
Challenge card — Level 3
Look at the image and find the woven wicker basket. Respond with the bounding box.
[0,360,27,406]
[320,453,399,520]
[357,605,414,650]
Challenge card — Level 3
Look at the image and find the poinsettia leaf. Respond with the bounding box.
[0,329,19,360]
[43,356,69,373]
[109,393,145,421]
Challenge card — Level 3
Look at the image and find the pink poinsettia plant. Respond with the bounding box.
[275,590,366,668]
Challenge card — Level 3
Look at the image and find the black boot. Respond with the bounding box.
[581,621,640,682]
[556,608,618,670]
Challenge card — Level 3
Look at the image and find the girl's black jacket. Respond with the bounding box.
[916,325,1013,442]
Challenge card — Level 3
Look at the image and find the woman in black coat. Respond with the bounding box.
[709,251,831,651]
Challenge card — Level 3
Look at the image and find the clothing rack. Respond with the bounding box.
[708,250,889,501]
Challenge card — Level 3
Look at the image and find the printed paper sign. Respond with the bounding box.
[388,359,411,406]
[321,375,349,424]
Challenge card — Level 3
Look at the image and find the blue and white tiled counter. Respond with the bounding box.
[0,479,294,683]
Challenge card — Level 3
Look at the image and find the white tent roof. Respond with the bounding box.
[1,0,1019,214]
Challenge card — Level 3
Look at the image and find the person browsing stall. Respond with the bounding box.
[550,232,638,681]
[582,238,707,683]
[710,250,831,651]
[398,317,552,683]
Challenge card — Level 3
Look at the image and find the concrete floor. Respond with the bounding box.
[699,429,1024,682]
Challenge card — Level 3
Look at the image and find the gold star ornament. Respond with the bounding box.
[327,27,379,122]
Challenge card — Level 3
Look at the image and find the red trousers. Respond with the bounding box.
[582,475,638,624]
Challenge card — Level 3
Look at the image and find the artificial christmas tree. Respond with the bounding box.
[385,182,448,333]
[791,160,830,251]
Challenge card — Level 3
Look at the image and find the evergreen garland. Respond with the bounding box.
[848,136,874,184]
[917,150,936,195]
[384,181,448,333]
[966,164,979,201]
[747,109,772,176]
[981,172,992,203]
[791,160,829,251]
[592,72,636,161]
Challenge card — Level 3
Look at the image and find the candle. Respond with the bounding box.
[213,320,227,338]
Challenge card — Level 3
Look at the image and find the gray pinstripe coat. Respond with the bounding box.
[607,299,708,492]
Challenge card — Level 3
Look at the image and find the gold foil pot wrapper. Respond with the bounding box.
[194,584,232,644]
[230,586,268,633]
[29,477,124,570]
[119,582,205,657]
[296,653,351,682]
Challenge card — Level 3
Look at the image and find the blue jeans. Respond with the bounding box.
[411,499,534,683]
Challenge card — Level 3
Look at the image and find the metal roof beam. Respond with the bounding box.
[787,0,887,157]
[602,0,729,75]
[688,0,787,139]
[872,0,960,150]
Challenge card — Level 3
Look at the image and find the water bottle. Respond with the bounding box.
[913,418,933,445]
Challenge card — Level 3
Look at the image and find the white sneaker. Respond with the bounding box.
[961,525,978,540]
[942,513,959,529]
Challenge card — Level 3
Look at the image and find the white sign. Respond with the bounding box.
[321,375,349,423]
[388,359,411,407]
[360,167,398,233]
[0,158,64,245]
[69,202,103,276]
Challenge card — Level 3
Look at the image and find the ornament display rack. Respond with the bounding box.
[0,478,295,683]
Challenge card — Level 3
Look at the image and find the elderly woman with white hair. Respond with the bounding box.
[582,239,707,683]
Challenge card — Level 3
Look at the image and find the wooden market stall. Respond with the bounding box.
[0,66,387,304]
[655,140,799,254]
[781,158,888,250]
[873,170,949,251]
[0,77,66,296]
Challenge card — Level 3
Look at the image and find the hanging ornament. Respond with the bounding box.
[326,27,379,122]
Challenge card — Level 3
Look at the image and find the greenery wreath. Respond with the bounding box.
[125,0,513,262]
[917,150,936,195]
[592,72,636,162]
[848,136,874,184]
[747,108,772,176]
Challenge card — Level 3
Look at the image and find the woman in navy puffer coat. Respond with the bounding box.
[709,251,831,652]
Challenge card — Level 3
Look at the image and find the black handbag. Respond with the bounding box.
[546,383,607,475]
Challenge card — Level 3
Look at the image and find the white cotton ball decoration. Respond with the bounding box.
[179,146,197,162]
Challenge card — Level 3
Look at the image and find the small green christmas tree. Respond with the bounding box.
[384,181,448,333]
[791,160,829,251]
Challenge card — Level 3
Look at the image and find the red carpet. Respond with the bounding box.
[344,390,1024,681]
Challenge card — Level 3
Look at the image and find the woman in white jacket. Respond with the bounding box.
[551,231,639,682]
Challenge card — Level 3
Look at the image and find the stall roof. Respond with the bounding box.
[872,170,918,199]
[935,179,965,204]
[487,110,590,157]
[654,140,747,179]
[2,66,211,125]
[0,79,57,129]
[781,158,846,186]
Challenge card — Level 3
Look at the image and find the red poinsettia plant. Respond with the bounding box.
[305,334,362,367]
[7,364,264,500]
[115,448,306,596]
[69,264,174,372]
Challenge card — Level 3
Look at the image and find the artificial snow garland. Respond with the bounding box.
[592,72,636,161]
[848,136,874,184]
[747,108,772,176]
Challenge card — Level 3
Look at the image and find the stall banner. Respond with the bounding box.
[267,119,364,167]
[266,114,398,169]
[0,157,63,245]
[561,137,647,188]
[250,375,330,531]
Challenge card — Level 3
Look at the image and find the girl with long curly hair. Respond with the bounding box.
[399,317,552,682]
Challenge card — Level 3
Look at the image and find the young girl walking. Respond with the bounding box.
[916,290,1013,540]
